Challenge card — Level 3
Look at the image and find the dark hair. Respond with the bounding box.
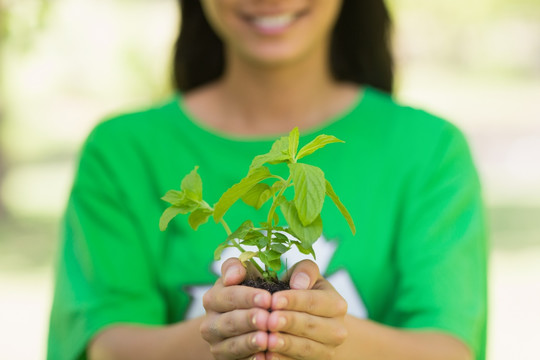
[173,0,393,94]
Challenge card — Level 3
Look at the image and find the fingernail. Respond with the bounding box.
[291,272,310,290]
[276,337,285,349]
[224,266,240,283]
[252,332,266,350]
[277,317,286,329]
[254,293,266,307]
[252,313,258,326]
[275,296,287,309]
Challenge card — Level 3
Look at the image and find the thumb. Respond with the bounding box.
[220,258,246,286]
[286,260,321,290]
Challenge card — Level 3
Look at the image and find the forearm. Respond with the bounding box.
[88,317,213,360]
[335,315,472,360]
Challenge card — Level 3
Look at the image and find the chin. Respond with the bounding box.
[239,43,315,69]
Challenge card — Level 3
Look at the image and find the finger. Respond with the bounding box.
[200,308,270,343]
[203,285,272,313]
[242,354,266,360]
[265,353,295,360]
[265,353,296,360]
[266,310,347,346]
[221,258,247,286]
[266,332,331,359]
[209,331,268,360]
[271,281,347,317]
[283,260,320,290]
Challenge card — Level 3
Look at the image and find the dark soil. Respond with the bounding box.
[242,278,290,294]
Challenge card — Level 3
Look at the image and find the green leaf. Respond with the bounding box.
[159,202,199,231]
[272,232,289,243]
[271,179,288,193]
[188,208,213,231]
[181,166,203,201]
[325,180,356,235]
[214,166,272,222]
[265,250,282,261]
[297,135,344,160]
[161,189,202,213]
[275,194,288,207]
[292,241,316,259]
[241,183,273,210]
[227,220,254,242]
[214,240,231,261]
[175,198,200,213]
[161,190,185,206]
[270,243,289,254]
[280,200,323,249]
[249,136,290,170]
[257,236,269,248]
[260,249,283,271]
[289,163,326,225]
[258,251,270,269]
[281,228,298,239]
[269,258,282,272]
[240,230,266,246]
[258,250,282,271]
[288,127,300,159]
[239,251,258,264]
[159,206,182,231]
[272,211,280,226]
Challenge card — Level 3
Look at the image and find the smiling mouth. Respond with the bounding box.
[243,10,309,33]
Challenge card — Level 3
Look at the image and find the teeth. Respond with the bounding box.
[252,13,295,29]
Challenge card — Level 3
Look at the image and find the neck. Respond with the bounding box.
[182,43,360,136]
[216,45,342,133]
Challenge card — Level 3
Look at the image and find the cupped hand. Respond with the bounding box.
[200,258,272,360]
[265,260,349,360]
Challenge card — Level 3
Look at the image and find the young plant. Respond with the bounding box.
[159,127,355,284]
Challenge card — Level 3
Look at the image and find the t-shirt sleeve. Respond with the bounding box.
[47,122,167,360]
[390,121,488,358]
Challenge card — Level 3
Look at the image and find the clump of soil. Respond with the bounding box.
[242,278,290,294]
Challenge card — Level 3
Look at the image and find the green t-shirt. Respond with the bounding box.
[48,87,488,359]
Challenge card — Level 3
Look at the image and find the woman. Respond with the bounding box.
[48,1,487,359]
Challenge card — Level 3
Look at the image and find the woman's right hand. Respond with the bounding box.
[200,258,272,360]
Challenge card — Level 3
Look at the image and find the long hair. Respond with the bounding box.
[173,0,393,94]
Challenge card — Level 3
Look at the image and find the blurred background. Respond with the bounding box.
[0,0,538,358]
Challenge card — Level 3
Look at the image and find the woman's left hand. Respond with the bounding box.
[265,260,349,360]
